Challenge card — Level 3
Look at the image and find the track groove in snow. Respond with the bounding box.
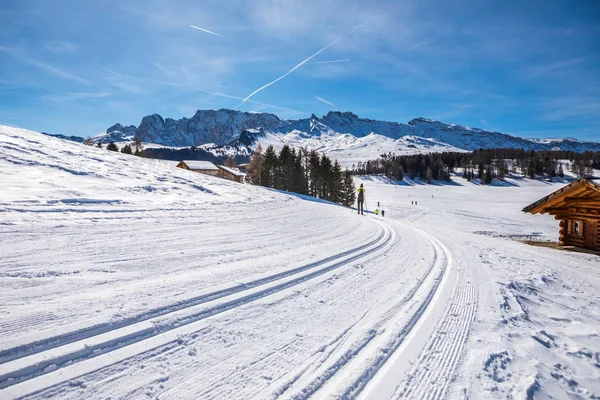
[0,222,393,399]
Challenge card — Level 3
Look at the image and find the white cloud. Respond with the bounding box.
[22,58,90,85]
[44,92,111,102]
[44,42,78,54]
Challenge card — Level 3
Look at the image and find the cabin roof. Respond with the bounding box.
[218,165,246,177]
[522,178,600,214]
[181,160,219,171]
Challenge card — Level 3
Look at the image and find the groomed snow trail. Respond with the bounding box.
[1,126,480,399]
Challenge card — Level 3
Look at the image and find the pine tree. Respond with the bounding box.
[96,140,102,149]
[277,145,294,191]
[262,145,278,188]
[557,163,564,177]
[121,144,133,154]
[437,168,445,182]
[308,150,320,197]
[484,166,493,184]
[342,170,356,207]
[107,142,119,151]
[319,155,333,200]
[331,160,343,203]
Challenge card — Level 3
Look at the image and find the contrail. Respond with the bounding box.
[197,89,301,114]
[306,59,351,65]
[235,26,360,108]
[314,95,336,107]
[190,24,221,36]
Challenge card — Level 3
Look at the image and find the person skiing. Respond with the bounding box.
[381,210,385,217]
[357,183,365,215]
[375,208,379,216]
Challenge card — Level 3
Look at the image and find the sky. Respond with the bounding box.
[0,0,599,141]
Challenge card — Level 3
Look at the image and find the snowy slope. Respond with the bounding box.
[1,124,599,399]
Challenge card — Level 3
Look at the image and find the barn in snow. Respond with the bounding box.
[523,178,600,251]
[176,160,246,183]
[176,160,219,176]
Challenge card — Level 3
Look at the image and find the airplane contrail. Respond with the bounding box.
[306,59,351,65]
[197,89,301,113]
[190,24,221,37]
[314,95,336,107]
[235,26,360,108]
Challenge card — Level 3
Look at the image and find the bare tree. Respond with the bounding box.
[224,156,237,169]
[133,137,144,156]
[246,144,264,185]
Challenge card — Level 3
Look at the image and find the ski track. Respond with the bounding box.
[0,221,394,399]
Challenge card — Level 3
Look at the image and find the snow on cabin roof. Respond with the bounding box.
[181,160,219,170]
[522,177,600,214]
[218,165,246,176]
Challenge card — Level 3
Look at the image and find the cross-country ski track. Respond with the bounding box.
[0,213,471,400]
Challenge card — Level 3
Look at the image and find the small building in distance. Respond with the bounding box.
[176,160,219,176]
[217,165,246,183]
[523,178,600,251]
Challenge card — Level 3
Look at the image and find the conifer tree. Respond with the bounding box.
[261,145,278,188]
[342,169,356,207]
[308,150,320,197]
[331,161,343,203]
[121,144,133,154]
[107,142,119,151]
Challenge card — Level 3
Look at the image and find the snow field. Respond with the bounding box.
[1,125,599,399]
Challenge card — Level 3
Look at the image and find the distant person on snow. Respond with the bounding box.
[382,210,385,217]
[375,209,379,216]
[357,184,365,215]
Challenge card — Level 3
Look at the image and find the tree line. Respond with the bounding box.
[246,144,356,207]
[354,148,599,184]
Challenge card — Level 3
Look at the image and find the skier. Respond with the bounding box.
[375,208,379,216]
[381,210,385,217]
[357,183,365,215]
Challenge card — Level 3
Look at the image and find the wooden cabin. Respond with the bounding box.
[176,160,219,176]
[217,165,246,183]
[523,178,600,251]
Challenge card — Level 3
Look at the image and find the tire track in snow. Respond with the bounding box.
[0,221,393,399]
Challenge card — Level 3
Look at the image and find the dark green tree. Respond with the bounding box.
[107,142,119,151]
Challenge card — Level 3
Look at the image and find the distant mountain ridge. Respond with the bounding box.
[89,109,600,159]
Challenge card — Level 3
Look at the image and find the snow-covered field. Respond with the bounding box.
[1,125,598,399]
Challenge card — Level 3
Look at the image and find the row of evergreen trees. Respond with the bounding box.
[354,148,599,183]
[246,144,356,207]
[94,138,145,156]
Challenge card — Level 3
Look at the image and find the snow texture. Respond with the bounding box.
[1,124,599,400]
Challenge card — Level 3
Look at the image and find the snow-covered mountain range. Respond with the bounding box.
[90,109,600,165]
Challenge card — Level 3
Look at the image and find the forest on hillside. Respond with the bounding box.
[353,149,600,184]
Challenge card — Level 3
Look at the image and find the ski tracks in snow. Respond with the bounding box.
[0,222,394,399]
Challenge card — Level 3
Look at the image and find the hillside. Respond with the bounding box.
[1,124,599,399]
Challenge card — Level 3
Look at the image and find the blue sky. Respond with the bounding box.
[1,0,599,140]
